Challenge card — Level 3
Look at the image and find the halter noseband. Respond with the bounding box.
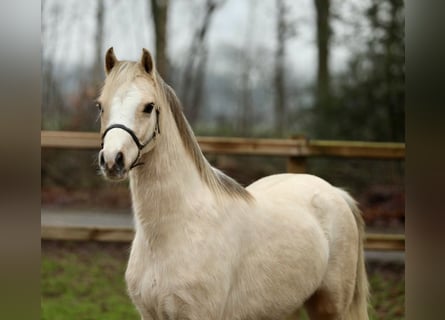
[101,109,160,169]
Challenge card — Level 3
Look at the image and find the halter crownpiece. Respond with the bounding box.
[101,108,160,169]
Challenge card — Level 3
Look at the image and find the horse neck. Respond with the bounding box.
[128,106,214,237]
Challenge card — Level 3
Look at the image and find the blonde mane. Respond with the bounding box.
[157,76,253,201]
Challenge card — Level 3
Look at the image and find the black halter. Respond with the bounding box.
[101,109,160,169]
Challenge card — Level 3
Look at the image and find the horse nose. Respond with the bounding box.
[115,151,125,170]
[98,150,125,173]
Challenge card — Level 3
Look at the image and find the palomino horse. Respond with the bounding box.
[97,47,369,320]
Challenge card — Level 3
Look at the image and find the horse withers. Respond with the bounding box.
[96,47,369,320]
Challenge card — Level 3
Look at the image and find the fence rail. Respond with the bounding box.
[41,131,404,174]
[41,130,405,251]
[41,224,405,251]
[41,131,405,157]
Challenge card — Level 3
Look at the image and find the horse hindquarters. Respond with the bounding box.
[305,189,369,320]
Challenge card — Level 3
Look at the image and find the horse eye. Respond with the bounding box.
[143,103,154,114]
[96,102,102,112]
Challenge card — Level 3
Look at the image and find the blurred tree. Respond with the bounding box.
[312,0,405,142]
[42,0,65,130]
[181,0,226,126]
[93,0,105,87]
[66,0,105,131]
[274,0,296,136]
[365,0,404,142]
[314,0,332,109]
[274,0,287,136]
[238,0,256,136]
[150,0,170,79]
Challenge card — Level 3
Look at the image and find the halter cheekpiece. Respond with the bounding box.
[101,109,160,169]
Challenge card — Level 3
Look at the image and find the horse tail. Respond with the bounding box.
[337,189,370,320]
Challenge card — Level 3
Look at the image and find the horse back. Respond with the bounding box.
[246,173,358,239]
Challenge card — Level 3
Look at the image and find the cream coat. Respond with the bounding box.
[98,48,369,320]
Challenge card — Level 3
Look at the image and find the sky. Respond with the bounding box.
[42,0,357,86]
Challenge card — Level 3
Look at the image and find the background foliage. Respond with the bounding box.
[41,0,405,222]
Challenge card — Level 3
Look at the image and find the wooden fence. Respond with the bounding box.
[41,224,405,251]
[41,130,404,172]
[41,131,405,251]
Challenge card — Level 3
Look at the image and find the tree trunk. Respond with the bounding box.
[238,0,256,136]
[385,0,404,142]
[188,49,208,124]
[150,0,169,79]
[94,0,105,86]
[181,0,222,125]
[240,55,253,136]
[42,0,61,128]
[274,0,287,135]
[314,0,331,108]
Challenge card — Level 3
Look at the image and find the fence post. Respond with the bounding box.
[286,136,308,174]
[287,156,307,173]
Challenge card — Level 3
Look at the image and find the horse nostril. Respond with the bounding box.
[99,152,105,167]
[115,152,124,169]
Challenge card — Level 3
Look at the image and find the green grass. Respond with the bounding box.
[41,241,404,319]
[296,266,405,319]
[41,242,138,320]
[368,266,405,319]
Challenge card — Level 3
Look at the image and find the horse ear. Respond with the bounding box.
[105,47,118,74]
[141,48,155,74]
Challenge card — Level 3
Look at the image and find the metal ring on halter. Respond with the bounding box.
[101,109,160,170]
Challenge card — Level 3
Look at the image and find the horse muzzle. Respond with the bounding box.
[98,149,128,180]
[98,128,141,180]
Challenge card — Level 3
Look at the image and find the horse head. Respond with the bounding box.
[97,47,161,180]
